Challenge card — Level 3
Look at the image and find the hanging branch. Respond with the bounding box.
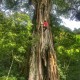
[6,51,14,80]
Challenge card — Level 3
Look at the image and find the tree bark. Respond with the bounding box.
[28,0,59,80]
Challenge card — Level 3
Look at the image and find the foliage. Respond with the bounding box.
[73,28,80,34]
[0,0,80,80]
[51,16,80,80]
[5,0,18,9]
[0,12,32,80]
[53,0,70,14]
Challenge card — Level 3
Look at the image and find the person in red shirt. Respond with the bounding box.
[43,20,49,31]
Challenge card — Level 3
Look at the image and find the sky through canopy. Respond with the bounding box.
[60,17,80,31]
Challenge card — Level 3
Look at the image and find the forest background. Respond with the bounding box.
[0,0,80,80]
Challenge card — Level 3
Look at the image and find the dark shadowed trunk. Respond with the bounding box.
[28,0,59,80]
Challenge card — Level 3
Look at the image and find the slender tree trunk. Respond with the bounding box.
[28,0,59,80]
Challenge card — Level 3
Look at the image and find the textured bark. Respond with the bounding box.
[28,0,59,80]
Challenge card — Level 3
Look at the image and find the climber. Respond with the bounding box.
[43,20,48,31]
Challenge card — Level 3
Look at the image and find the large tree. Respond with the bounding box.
[28,0,59,80]
[1,0,80,80]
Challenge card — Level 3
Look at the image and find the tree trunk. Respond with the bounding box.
[28,0,59,80]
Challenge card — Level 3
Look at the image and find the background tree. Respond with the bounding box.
[0,12,32,80]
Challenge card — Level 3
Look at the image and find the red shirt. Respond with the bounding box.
[43,21,48,27]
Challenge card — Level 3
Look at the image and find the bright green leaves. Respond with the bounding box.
[0,12,32,54]
[0,11,32,59]
[13,55,24,63]
[0,76,17,80]
[0,12,32,79]
[18,46,26,53]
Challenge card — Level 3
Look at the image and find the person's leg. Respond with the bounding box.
[44,27,47,31]
[43,27,47,31]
